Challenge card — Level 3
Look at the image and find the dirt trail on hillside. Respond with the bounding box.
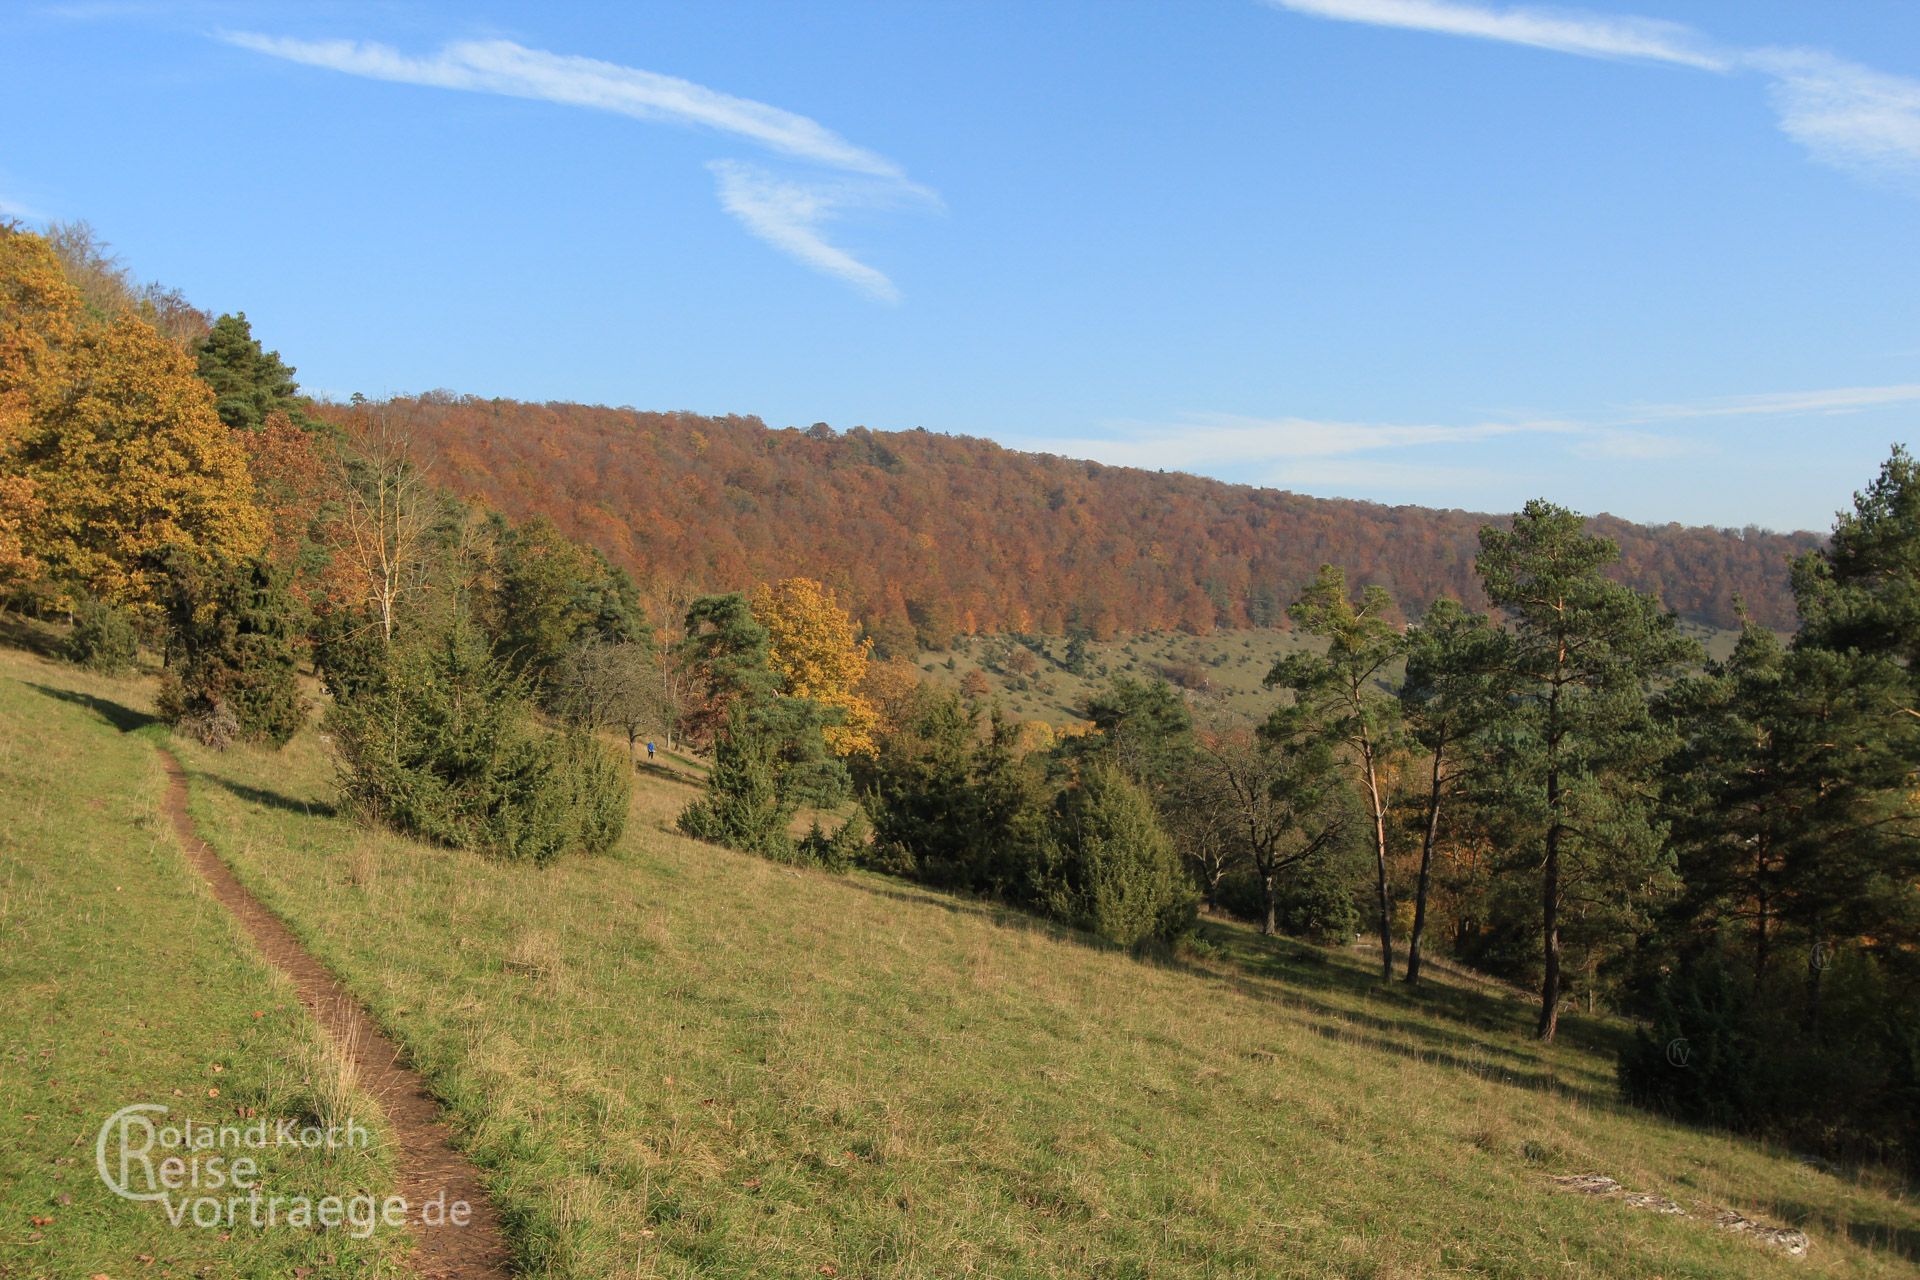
[156,747,514,1279]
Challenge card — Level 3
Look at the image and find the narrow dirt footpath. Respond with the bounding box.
[156,746,514,1279]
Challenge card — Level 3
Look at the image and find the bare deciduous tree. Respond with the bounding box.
[1188,727,1353,936]
[335,417,434,644]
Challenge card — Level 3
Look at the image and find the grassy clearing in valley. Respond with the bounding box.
[0,645,405,1279]
[4,640,1912,1278]
[928,622,1743,728]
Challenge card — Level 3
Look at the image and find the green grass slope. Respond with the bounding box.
[0,648,405,1279]
[2,642,1912,1279]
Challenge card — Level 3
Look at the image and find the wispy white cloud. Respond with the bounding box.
[1745,49,1920,189]
[1628,382,1920,421]
[221,33,932,298]
[1028,378,1920,487]
[1569,429,1696,461]
[1030,413,1571,470]
[1266,0,1725,71]
[710,161,931,304]
[1266,0,1920,195]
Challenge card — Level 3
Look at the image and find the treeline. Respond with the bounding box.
[323,394,1821,642]
[678,461,1920,1173]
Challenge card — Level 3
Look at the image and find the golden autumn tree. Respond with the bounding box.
[0,226,84,594]
[750,577,878,756]
[14,311,264,610]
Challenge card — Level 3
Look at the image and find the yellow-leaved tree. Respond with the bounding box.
[0,225,83,593]
[750,576,878,756]
[15,309,264,609]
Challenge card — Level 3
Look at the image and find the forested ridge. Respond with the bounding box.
[334,394,1821,642]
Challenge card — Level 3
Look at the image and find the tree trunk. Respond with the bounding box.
[1537,820,1562,1041]
[1263,873,1278,937]
[1406,749,1445,985]
[1363,742,1393,982]
[1537,674,1565,1043]
[1804,930,1826,1035]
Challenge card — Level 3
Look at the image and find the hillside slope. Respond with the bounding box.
[8,644,1913,1278]
[331,396,1820,637]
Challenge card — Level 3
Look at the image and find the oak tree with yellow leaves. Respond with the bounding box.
[750,577,878,756]
[0,225,82,593]
[13,309,264,610]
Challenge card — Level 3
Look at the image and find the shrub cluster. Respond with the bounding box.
[861,690,1194,948]
[1618,946,1920,1171]
[63,594,139,673]
[327,621,627,864]
[155,552,305,748]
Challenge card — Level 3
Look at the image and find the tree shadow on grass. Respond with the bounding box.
[1189,916,1631,1064]
[206,774,338,819]
[635,761,702,789]
[26,682,158,734]
[1297,1018,1617,1109]
[1844,1216,1920,1262]
[0,616,68,660]
[836,866,1624,1079]
[837,872,1131,956]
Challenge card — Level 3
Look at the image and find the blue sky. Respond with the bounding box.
[4,0,1917,533]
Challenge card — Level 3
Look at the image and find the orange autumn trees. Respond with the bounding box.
[750,576,878,756]
[328,394,1820,646]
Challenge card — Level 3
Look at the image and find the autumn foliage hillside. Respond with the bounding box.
[329,395,1821,641]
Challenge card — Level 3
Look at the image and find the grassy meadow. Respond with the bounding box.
[1,637,1914,1278]
[926,621,1740,728]
[0,643,405,1279]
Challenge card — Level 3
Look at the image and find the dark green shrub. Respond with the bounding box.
[327,619,627,864]
[155,552,305,747]
[553,730,630,857]
[1272,845,1363,943]
[1040,762,1196,947]
[64,595,138,673]
[1618,952,1768,1132]
[860,691,1051,900]
[1618,944,1920,1173]
[797,809,868,872]
[677,716,795,860]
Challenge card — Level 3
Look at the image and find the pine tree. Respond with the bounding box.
[194,312,310,432]
[1073,675,1195,798]
[1267,564,1405,980]
[677,593,780,748]
[1477,501,1698,1040]
[1398,599,1511,984]
[495,515,646,691]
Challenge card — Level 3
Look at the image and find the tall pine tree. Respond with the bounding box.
[1477,501,1697,1040]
